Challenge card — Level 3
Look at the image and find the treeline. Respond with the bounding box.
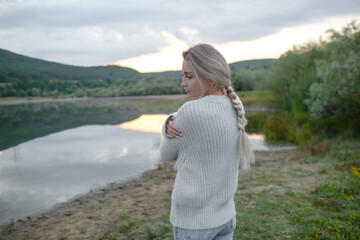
[231,60,274,91]
[0,76,184,97]
[0,46,276,98]
[0,48,275,98]
[237,20,359,143]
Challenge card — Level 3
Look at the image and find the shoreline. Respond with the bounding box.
[0,148,297,227]
[0,94,274,112]
[0,159,177,240]
[0,94,187,106]
[0,163,159,227]
[0,149,315,240]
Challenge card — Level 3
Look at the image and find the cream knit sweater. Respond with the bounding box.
[160,94,241,230]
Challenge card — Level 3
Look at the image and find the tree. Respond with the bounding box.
[305,21,360,122]
[265,39,325,115]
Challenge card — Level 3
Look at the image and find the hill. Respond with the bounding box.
[0,48,276,82]
[229,58,276,70]
[144,58,277,78]
[0,48,140,82]
[0,48,276,98]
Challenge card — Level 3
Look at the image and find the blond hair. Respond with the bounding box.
[183,43,255,170]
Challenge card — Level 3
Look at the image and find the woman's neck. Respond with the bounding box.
[205,87,224,96]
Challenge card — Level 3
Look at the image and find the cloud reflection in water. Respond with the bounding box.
[0,119,164,224]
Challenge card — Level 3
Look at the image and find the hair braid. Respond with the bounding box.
[224,86,247,131]
[224,85,255,171]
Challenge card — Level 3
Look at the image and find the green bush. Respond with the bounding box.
[305,21,360,136]
[262,20,360,141]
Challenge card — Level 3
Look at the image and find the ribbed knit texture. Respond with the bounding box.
[160,95,240,230]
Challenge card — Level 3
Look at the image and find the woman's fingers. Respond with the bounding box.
[166,125,180,138]
[168,120,180,133]
[166,118,182,138]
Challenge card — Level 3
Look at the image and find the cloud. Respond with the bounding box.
[0,0,359,67]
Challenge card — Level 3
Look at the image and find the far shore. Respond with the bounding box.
[0,94,275,112]
[0,94,187,106]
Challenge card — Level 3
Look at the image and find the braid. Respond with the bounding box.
[224,86,247,131]
[224,85,255,171]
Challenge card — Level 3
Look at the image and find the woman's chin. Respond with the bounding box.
[186,93,201,99]
[186,92,194,98]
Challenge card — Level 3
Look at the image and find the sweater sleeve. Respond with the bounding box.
[160,136,179,162]
[160,112,179,162]
[159,100,202,163]
[159,101,197,164]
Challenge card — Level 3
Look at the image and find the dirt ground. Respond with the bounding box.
[0,149,322,240]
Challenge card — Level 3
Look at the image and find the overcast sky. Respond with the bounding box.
[0,0,359,72]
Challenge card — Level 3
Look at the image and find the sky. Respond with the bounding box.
[0,0,359,72]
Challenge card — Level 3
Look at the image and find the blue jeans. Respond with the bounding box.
[172,216,236,240]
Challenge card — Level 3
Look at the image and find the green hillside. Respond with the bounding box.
[229,58,276,70]
[0,48,276,82]
[0,48,277,98]
[0,48,140,82]
[144,58,276,78]
[144,70,182,79]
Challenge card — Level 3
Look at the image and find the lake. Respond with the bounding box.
[0,95,294,224]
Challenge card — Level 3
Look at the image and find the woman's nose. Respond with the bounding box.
[181,78,187,87]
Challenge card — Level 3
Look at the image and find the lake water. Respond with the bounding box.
[0,96,294,224]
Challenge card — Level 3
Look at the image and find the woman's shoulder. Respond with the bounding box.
[177,98,204,115]
[178,95,230,112]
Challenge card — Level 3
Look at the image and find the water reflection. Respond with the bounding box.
[0,96,186,150]
[247,133,296,151]
[0,113,294,225]
[118,114,168,133]
[0,124,162,224]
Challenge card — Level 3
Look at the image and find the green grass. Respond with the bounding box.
[235,180,360,239]
[234,139,360,239]
[100,139,360,240]
[99,213,173,240]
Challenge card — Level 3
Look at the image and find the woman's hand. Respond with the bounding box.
[166,116,182,138]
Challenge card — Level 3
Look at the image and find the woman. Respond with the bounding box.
[160,43,254,240]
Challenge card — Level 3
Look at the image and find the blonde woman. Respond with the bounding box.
[160,43,255,240]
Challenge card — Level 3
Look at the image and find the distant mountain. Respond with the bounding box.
[144,58,277,78]
[0,48,277,83]
[144,70,182,79]
[0,48,140,82]
[229,59,276,71]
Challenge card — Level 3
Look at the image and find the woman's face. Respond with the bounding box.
[181,60,210,99]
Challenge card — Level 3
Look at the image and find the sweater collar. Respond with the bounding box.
[200,94,229,103]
